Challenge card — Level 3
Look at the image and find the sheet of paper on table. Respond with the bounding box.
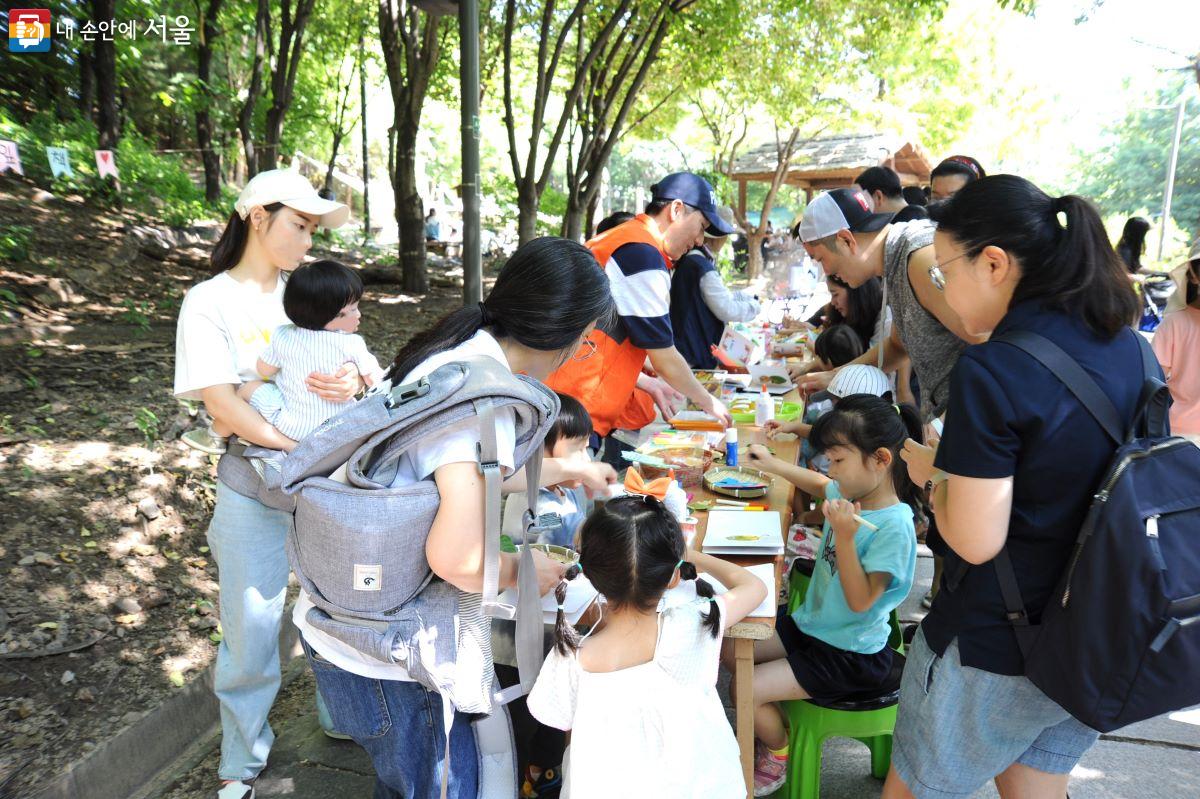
[661,562,777,620]
[702,509,784,555]
[497,574,598,626]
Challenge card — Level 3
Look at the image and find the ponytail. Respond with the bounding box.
[209,202,285,274]
[386,237,615,382]
[678,561,721,638]
[929,176,1138,338]
[810,394,925,516]
[553,564,583,655]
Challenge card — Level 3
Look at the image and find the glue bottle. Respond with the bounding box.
[725,427,739,467]
[755,379,775,428]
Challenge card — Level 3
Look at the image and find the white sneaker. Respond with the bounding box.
[183,427,228,455]
[216,781,254,799]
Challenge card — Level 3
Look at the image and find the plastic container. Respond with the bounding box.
[725,428,739,467]
[756,381,775,427]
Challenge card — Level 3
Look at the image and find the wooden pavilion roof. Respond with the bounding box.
[730,133,934,189]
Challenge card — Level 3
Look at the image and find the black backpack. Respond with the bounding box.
[982,329,1200,733]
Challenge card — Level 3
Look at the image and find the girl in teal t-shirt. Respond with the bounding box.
[738,394,922,796]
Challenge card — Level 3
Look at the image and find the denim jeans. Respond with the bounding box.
[206,481,293,780]
[303,638,480,799]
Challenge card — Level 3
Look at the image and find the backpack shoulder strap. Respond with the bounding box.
[993,330,1123,445]
[1132,332,1172,438]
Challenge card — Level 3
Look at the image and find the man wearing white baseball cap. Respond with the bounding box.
[174,168,354,799]
[797,187,981,424]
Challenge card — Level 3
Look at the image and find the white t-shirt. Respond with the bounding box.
[174,271,291,400]
[293,330,518,680]
[527,597,743,799]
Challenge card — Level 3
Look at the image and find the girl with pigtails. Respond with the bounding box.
[527,494,768,799]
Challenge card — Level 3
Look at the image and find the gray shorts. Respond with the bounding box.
[891,628,1100,798]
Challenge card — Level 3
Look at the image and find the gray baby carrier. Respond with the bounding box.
[278,355,559,795]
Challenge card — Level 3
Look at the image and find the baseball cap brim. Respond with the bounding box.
[853,211,895,233]
[702,207,735,237]
[279,196,350,229]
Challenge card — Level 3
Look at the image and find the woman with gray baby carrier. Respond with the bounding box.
[172,170,357,799]
[292,237,618,798]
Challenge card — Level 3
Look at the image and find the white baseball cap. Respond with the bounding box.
[828,364,892,399]
[234,168,350,229]
[798,188,894,243]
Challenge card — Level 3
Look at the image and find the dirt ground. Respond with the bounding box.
[0,172,470,795]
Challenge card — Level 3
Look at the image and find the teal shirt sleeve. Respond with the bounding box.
[859,513,916,587]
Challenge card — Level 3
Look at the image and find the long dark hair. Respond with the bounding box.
[810,394,924,515]
[553,495,719,655]
[210,202,286,274]
[928,175,1139,338]
[821,275,882,348]
[1115,216,1151,273]
[386,237,615,381]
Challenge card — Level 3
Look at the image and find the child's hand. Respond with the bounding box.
[762,419,788,439]
[823,497,862,539]
[745,444,776,470]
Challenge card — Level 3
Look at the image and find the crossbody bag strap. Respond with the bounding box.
[994,330,1123,445]
[515,447,546,694]
[992,548,1036,660]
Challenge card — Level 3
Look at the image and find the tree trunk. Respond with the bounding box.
[746,230,766,279]
[262,0,318,170]
[380,0,443,292]
[563,191,586,242]
[324,131,344,193]
[92,0,120,150]
[517,183,539,246]
[78,48,94,119]
[195,0,224,203]
[394,125,428,293]
[239,0,270,178]
[585,189,602,239]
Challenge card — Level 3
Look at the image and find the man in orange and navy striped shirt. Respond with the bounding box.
[548,173,734,458]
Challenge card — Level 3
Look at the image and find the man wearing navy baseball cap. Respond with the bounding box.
[548,171,734,463]
[650,172,737,239]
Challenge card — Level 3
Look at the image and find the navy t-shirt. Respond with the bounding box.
[924,300,1155,675]
[669,248,725,369]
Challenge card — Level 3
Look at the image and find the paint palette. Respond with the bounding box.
[703,466,774,499]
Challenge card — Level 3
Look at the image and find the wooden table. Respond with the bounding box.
[692,419,799,798]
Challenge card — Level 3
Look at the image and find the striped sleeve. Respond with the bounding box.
[605,242,673,350]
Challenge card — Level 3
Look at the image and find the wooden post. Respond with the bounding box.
[737,179,747,221]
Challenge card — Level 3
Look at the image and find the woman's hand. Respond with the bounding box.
[900,438,938,487]
[798,369,835,394]
[530,548,568,597]
[641,375,685,419]
[823,497,861,539]
[306,362,362,402]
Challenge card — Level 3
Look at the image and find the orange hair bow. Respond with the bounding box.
[623,467,675,501]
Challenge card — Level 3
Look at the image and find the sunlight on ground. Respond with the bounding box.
[1168,708,1200,727]
[376,293,422,305]
[1069,764,1105,781]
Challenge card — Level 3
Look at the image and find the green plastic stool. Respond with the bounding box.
[778,567,904,799]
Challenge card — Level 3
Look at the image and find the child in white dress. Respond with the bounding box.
[527,494,767,799]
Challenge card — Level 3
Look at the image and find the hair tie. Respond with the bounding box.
[893,404,901,415]
[478,302,491,325]
[675,559,685,573]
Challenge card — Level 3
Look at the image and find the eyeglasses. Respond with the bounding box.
[928,252,972,291]
[571,337,598,362]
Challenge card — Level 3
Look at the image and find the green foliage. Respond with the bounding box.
[134,407,160,447]
[0,226,33,262]
[1075,76,1200,247]
[119,299,153,333]
[0,110,211,226]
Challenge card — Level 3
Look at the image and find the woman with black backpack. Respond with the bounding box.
[885,176,1147,798]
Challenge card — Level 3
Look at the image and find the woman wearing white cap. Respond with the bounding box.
[173,169,351,799]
